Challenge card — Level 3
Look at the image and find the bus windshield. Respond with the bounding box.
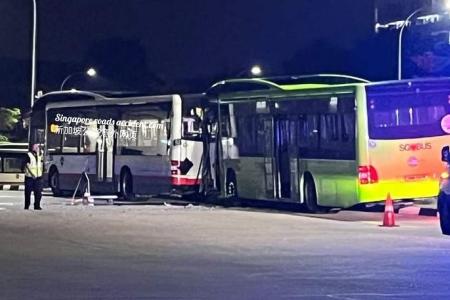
[366,82,450,139]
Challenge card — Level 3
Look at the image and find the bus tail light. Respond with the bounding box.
[358,165,379,184]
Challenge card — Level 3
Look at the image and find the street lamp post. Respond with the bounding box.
[60,68,97,91]
[30,0,37,108]
[398,8,424,80]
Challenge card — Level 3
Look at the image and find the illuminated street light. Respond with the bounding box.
[86,68,97,77]
[60,68,97,91]
[446,0,450,10]
[250,65,262,77]
[237,65,263,77]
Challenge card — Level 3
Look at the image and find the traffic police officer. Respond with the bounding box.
[24,143,43,210]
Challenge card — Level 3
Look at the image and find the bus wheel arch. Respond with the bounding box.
[120,167,135,201]
[48,166,62,197]
[302,172,325,213]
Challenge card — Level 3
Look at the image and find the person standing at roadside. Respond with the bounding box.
[24,144,43,210]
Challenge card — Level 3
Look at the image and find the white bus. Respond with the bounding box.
[29,91,207,200]
[0,143,28,188]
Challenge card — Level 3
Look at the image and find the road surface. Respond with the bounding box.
[0,190,449,300]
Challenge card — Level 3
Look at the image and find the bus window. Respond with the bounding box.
[182,106,203,140]
[117,113,169,156]
[62,132,80,153]
[3,156,24,173]
[367,86,450,139]
[183,117,202,138]
[82,121,99,153]
[30,109,45,146]
[298,114,319,157]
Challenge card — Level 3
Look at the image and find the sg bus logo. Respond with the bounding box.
[399,143,432,151]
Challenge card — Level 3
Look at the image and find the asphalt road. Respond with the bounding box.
[0,190,449,300]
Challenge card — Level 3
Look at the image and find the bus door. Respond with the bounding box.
[274,116,292,199]
[259,115,292,199]
[96,124,114,182]
[260,116,275,198]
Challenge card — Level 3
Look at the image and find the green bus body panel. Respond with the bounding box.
[299,159,358,208]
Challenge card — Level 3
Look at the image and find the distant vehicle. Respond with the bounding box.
[206,75,450,212]
[29,91,206,199]
[0,143,28,186]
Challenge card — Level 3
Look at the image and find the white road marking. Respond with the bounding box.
[0,203,14,206]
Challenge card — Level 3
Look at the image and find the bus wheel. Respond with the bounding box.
[49,169,62,197]
[225,170,239,206]
[303,175,326,213]
[120,169,135,201]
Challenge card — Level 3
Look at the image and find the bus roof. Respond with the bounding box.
[208,76,450,100]
[207,74,370,95]
[33,90,184,111]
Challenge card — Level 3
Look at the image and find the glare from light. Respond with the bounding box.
[445,0,450,11]
[86,68,97,77]
[251,65,262,76]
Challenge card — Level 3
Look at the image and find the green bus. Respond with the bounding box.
[206,75,450,212]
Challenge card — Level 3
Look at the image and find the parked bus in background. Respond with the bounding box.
[29,91,207,200]
[205,75,450,212]
[0,143,28,188]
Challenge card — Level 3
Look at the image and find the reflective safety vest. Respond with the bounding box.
[25,152,43,178]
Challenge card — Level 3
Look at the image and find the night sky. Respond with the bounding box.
[0,0,428,109]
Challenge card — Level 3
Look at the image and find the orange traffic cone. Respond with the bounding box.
[381,193,398,227]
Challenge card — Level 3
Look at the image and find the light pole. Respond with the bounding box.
[398,8,424,80]
[30,0,37,108]
[60,68,97,91]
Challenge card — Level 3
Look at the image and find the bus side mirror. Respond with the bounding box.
[442,146,450,162]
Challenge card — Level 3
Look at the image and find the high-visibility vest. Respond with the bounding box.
[25,152,43,178]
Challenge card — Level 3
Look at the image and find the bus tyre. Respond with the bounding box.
[225,170,239,207]
[49,169,62,197]
[120,169,135,201]
[303,175,326,213]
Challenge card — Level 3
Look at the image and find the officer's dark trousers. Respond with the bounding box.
[24,176,42,209]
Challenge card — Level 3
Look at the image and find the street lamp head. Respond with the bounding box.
[250,65,262,77]
[86,68,97,77]
[60,67,98,90]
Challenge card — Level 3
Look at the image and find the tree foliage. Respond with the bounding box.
[0,107,21,142]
